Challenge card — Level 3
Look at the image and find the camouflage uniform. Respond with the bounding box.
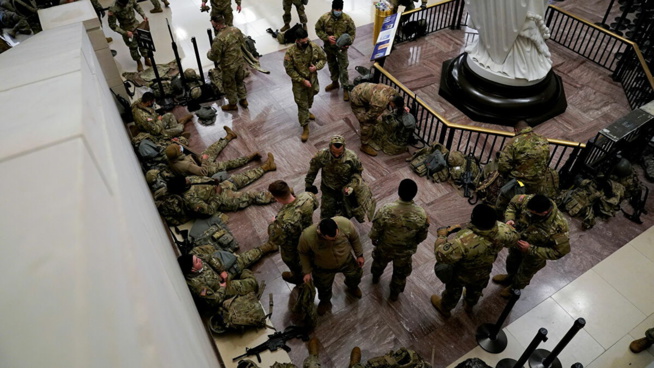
[131,99,183,138]
[183,169,275,215]
[435,222,519,311]
[369,199,429,296]
[305,148,363,219]
[350,83,398,146]
[108,0,150,62]
[315,11,356,86]
[284,41,327,127]
[191,244,263,276]
[0,0,32,36]
[168,139,250,177]
[207,26,248,106]
[265,192,319,283]
[205,0,240,26]
[503,194,570,290]
[282,0,307,27]
[298,216,363,303]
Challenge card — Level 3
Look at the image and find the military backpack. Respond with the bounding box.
[156,193,192,226]
[366,348,432,368]
[189,213,239,252]
[408,143,449,182]
[210,291,268,333]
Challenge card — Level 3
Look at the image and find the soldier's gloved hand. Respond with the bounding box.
[436,226,449,237]
[305,185,318,194]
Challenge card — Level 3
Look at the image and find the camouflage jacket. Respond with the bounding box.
[369,199,429,255]
[350,83,398,122]
[298,216,363,273]
[182,176,222,215]
[284,41,327,83]
[315,12,356,50]
[305,148,363,191]
[267,192,319,249]
[131,99,165,135]
[435,223,519,276]
[108,0,145,35]
[497,127,550,184]
[207,26,245,73]
[505,194,570,260]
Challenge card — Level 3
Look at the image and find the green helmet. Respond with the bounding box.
[612,158,633,177]
[145,169,160,184]
[184,68,199,81]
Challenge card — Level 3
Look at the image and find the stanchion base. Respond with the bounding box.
[476,323,508,353]
[496,358,521,368]
[528,348,562,368]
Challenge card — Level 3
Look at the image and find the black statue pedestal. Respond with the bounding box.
[439,53,567,127]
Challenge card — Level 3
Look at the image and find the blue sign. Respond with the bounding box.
[371,13,400,61]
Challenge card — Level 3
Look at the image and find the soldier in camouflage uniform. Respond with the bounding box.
[369,179,429,301]
[284,28,327,142]
[315,0,356,101]
[305,135,364,219]
[430,204,519,317]
[166,154,277,215]
[208,15,249,111]
[350,82,403,156]
[164,127,261,177]
[108,0,151,71]
[131,92,192,138]
[0,0,32,38]
[201,0,241,26]
[492,194,570,297]
[280,0,307,33]
[264,180,319,285]
[299,217,364,315]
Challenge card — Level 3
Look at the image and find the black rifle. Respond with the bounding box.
[207,29,219,69]
[167,18,188,104]
[462,153,477,204]
[622,185,649,224]
[232,325,308,363]
[169,226,193,255]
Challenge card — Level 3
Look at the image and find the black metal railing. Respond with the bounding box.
[394,0,464,43]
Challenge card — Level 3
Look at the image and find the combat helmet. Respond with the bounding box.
[612,158,633,178]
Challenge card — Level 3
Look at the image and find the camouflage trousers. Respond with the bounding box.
[282,0,307,25]
[440,268,492,311]
[646,328,654,343]
[264,355,320,368]
[281,243,303,283]
[0,10,30,33]
[222,66,248,105]
[159,113,185,138]
[226,269,259,298]
[505,247,547,290]
[292,79,319,127]
[350,105,377,145]
[149,0,163,11]
[230,248,264,276]
[313,255,362,302]
[211,5,234,26]
[324,46,350,86]
[122,27,151,61]
[201,138,251,176]
[213,167,275,212]
[319,184,346,220]
[370,247,413,295]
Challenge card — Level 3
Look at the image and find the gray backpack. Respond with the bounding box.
[190,213,239,252]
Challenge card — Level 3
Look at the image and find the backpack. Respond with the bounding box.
[292,281,317,331]
[189,213,239,252]
[156,193,191,226]
[367,348,432,368]
[402,19,428,40]
[409,143,449,182]
[243,35,260,58]
[210,291,267,333]
[196,106,217,126]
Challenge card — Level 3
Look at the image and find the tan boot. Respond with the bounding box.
[179,114,194,125]
[343,89,350,101]
[325,82,340,92]
[261,153,276,172]
[430,295,451,318]
[280,23,290,32]
[360,144,378,156]
[163,0,170,7]
[106,37,113,43]
[258,241,278,254]
[223,125,237,140]
[308,337,319,357]
[136,60,144,72]
[317,301,332,316]
[144,57,152,67]
[239,99,249,108]
[500,286,514,298]
[150,7,163,13]
[492,274,512,285]
[629,337,653,353]
[301,125,310,142]
[221,104,238,111]
[349,347,362,368]
[247,152,262,161]
[308,113,316,120]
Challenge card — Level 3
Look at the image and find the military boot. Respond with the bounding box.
[261,153,276,172]
[150,7,163,13]
[247,152,262,162]
[349,347,362,368]
[258,241,278,254]
[372,274,380,284]
[389,290,399,302]
[463,301,474,314]
[343,89,350,101]
[629,337,653,353]
[346,286,362,299]
[163,0,170,7]
[360,144,378,156]
[325,81,339,92]
[317,301,332,316]
[280,23,290,32]
[106,37,113,43]
[282,271,302,285]
[309,113,316,120]
[144,57,152,67]
[223,125,238,140]
[239,99,249,108]
[221,104,238,111]
[430,295,451,318]
[301,125,310,142]
[179,114,194,125]
[308,337,319,357]
[492,274,512,285]
[499,286,514,298]
[136,60,144,72]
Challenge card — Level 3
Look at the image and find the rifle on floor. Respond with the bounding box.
[167,18,188,105]
[622,185,649,224]
[232,325,308,363]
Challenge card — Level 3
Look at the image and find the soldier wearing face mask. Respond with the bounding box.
[315,0,356,101]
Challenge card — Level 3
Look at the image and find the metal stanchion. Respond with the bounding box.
[476,289,521,353]
[596,0,617,29]
[496,328,548,368]
[529,318,586,368]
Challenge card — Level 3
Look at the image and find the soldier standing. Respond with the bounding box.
[284,28,327,142]
[492,194,570,297]
[369,179,429,301]
[201,0,241,26]
[108,0,150,72]
[132,92,193,138]
[349,82,405,156]
[431,204,519,318]
[305,135,364,219]
[208,15,249,111]
[315,0,356,101]
[280,0,307,33]
[298,217,364,315]
[264,180,319,285]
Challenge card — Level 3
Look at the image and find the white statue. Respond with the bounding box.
[465,0,552,85]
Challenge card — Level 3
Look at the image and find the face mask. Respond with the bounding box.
[179,146,184,153]
[333,10,342,17]
[298,42,309,49]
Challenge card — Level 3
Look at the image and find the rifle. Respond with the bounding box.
[232,325,309,363]
[167,18,188,104]
[622,185,649,224]
[462,153,477,204]
[169,226,193,255]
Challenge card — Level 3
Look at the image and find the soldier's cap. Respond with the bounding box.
[471,204,497,230]
[330,135,346,148]
[177,254,194,275]
[165,144,181,160]
[336,33,352,48]
[527,194,552,213]
[332,0,343,9]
